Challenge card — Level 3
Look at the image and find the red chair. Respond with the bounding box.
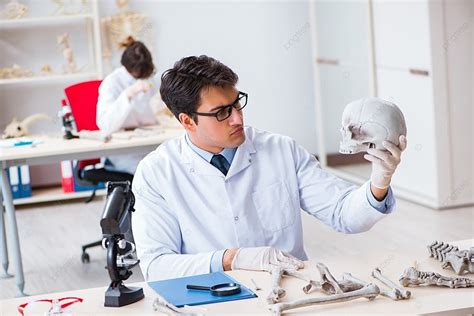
[64,80,134,263]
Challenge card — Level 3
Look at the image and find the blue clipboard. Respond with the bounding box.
[148,272,257,307]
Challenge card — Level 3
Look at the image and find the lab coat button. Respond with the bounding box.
[234,216,239,222]
[190,168,195,173]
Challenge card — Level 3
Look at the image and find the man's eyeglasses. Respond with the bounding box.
[193,91,248,122]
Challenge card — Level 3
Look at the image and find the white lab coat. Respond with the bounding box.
[132,127,394,281]
[96,66,159,174]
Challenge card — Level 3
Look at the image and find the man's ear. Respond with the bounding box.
[179,113,196,131]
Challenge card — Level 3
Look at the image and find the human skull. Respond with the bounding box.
[339,97,407,154]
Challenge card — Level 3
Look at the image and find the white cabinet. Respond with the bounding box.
[312,0,373,155]
[372,0,432,71]
[374,0,473,208]
[311,0,473,209]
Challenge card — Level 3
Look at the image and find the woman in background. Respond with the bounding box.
[96,36,159,175]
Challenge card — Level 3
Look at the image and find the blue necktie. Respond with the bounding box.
[210,154,230,175]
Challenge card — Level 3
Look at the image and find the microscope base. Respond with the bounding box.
[104,282,144,307]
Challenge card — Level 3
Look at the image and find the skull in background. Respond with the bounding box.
[339,97,407,154]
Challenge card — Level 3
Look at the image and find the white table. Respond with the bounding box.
[0,127,184,296]
[0,240,472,315]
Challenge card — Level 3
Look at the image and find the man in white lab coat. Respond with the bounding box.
[132,55,407,281]
[96,37,159,175]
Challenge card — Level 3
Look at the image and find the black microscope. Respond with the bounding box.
[100,181,144,307]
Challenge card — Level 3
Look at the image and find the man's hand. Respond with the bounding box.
[125,80,152,100]
[229,247,304,271]
[364,135,407,190]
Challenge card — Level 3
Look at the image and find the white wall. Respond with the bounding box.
[1,0,317,186]
[99,0,318,153]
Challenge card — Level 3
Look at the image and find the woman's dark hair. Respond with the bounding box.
[120,36,154,79]
[160,55,238,123]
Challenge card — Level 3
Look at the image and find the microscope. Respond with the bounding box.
[100,181,144,307]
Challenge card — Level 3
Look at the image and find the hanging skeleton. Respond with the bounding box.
[57,33,77,73]
[101,0,152,70]
[428,241,474,275]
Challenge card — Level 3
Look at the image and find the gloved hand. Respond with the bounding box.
[125,80,152,100]
[364,135,407,189]
[231,247,304,271]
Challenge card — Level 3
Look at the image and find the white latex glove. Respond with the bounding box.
[231,247,304,272]
[125,80,152,99]
[364,135,407,189]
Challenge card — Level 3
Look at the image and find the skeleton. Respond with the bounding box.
[152,295,204,316]
[0,64,33,79]
[339,97,407,154]
[282,269,320,294]
[268,283,380,316]
[101,0,151,68]
[428,241,474,275]
[57,33,77,73]
[250,278,262,291]
[371,267,411,300]
[267,263,381,315]
[266,266,286,304]
[1,0,28,19]
[265,262,417,315]
[50,0,90,16]
[40,64,54,76]
[399,267,474,289]
[2,114,51,139]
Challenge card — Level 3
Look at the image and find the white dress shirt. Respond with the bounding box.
[132,126,395,281]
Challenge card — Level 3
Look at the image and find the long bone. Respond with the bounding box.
[339,272,406,301]
[282,269,321,294]
[267,266,286,304]
[371,268,411,300]
[268,283,380,316]
[152,296,205,316]
[316,262,344,294]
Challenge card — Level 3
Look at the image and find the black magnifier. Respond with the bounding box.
[186,282,241,296]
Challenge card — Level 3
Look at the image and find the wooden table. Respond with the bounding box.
[0,127,184,296]
[1,240,472,315]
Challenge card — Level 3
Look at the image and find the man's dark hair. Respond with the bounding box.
[120,37,154,79]
[160,55,238,123]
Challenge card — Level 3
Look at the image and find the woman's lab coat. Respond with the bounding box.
[132,127,396,281]
[96,66,159,174]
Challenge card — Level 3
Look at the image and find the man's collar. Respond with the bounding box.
[184,133,237,164]
[180,128,256,178]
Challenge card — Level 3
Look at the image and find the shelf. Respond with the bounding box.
[0,14,93,28]
[13,186,105,206]
[0,72,99,86]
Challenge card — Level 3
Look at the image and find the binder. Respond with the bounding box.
[19,165,32,198]
[60,160,74,193]
[148,272,257,307]
[8,167,21,199]
[60,160,106,193]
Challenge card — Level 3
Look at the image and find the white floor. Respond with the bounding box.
[0,187,473,300]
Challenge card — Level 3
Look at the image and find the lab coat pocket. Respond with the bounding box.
[252,181,295,233]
